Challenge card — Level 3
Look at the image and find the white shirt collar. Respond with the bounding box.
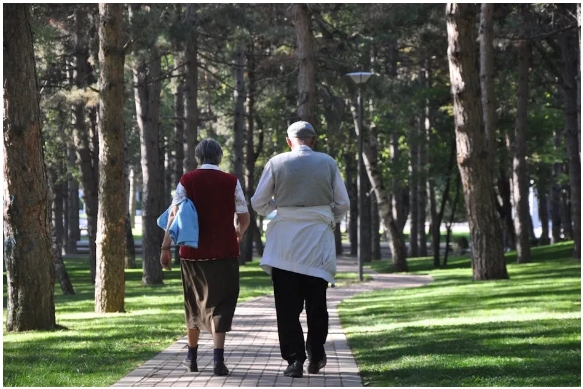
[199,164,221,170]
[292,145,313,152]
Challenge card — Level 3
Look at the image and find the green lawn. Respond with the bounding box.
[339,242,581,387]
[3,258,275,387]
[3,257,364,387]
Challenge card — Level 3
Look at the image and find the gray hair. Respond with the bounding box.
[194,138,223,166]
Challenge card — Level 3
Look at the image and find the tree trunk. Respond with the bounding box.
[72,7,99,282]
[49,167,76,295]
[351,95,372,264]
[551,132,563,243]
[446,3,508,280]
[184,4,199,173]
[560,28,581,260]
[512,37,532,264]
[418,120,428,258]
[66,146,80,254]
[361,133,408,271]
[95,3,126,313]
[353,102,408,270]
[371,195,382,260]
[408,118,419,257]
[537,188,550,245]
[133,52,164,285]
[128,167,137,229]
[242,47,265,263]
[124,141,136,269]
[390,129,408,230]
[233,45,246,185]
[345,152,358,256]
[172,51,185,266]
[479,3,497,167]
[3,3,56,331]
[293,3,316,125]
[431,142,456,266]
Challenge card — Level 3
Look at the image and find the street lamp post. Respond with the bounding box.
[346,72,373,282]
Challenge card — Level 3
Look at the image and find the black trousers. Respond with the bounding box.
[271,267,329,364]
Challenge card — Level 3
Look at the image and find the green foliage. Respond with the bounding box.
[340,242,581,387]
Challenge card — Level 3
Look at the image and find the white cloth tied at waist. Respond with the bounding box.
[260,205,337,284]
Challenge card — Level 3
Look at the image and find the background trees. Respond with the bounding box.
[4,3,579,330]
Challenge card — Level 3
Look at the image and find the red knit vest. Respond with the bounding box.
[178,169,240,260]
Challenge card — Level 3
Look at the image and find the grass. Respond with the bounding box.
[3,256,364,387]
[338,241,581,387]
[2,257,274,387]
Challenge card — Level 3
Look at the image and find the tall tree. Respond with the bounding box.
[3,3,56,331]
[559,24,581,260]
[129,4,164,285]
[183,3,199,173]
[512,27,532,264]
[71,6,100,282]
[479,3,497,166]
[293,3,317,125]
[95,3,126,313]
[446,3,508,280]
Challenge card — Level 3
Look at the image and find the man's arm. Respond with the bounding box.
[332,168,350,222]
[250,162,277,216]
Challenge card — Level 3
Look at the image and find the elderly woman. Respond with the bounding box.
[160,139,250,376]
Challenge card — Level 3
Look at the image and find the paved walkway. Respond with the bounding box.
[113,256,432,387]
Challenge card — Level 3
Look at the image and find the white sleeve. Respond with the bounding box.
[234,180,249,213]
[171,183,187,206]
[332,168,350,222]
[250,162,277,216]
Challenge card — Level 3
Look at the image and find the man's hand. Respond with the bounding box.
[160,249,172,271]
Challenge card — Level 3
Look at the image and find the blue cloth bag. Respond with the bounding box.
[157,198,199,248]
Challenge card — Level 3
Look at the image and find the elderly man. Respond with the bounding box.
[251,121,350,378]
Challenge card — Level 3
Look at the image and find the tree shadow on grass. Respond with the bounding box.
[353,319,581,387]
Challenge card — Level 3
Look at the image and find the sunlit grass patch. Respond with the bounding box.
[339,242,581,387]
[3,257,273,387]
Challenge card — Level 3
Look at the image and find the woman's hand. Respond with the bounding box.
[160,248,172,271]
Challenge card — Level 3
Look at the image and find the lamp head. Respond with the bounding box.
[346,71,374,85]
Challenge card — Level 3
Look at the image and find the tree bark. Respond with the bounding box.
[512,37,532,264]
[446,3,508,280]
[49,166,75,295]
[233,45,246,184]
[133,52,164,285]
[560,28,581,260]
[479,3,497,166]
[293,3,317,125]
[124,141,136,269]
[72,7,99,282]
[172,49,185,266]
[183,4,199,173]
[345,152,358,256]
[408,117,419,257]
[3,3,56,331]
[66,146,80,254]
[390,129,408,231]
[95,3,126,313]
[242,46,265,263]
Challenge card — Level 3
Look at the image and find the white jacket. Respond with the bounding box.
[259,206,337,284]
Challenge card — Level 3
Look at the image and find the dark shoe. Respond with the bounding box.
[181,357,198,372]
[283,360,304,378]
[213,361,229,376]
[307,355,326,374]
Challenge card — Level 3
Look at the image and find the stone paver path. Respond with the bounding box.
[113,256,432,387]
